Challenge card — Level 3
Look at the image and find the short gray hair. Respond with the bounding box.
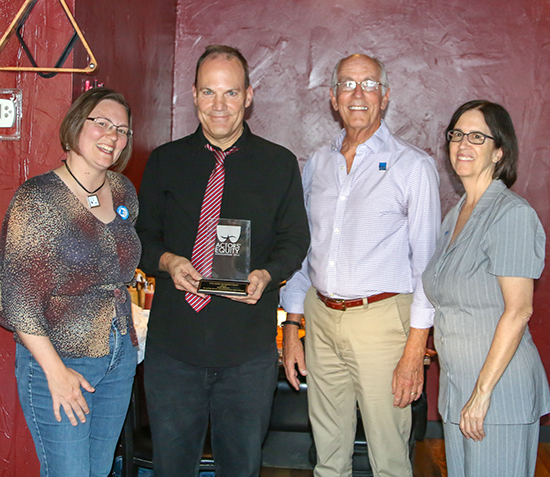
[330,55,389,96]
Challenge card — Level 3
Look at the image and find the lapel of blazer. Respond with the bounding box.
[444,180,506,257]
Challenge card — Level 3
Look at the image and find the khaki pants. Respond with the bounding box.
[304,287,414,477]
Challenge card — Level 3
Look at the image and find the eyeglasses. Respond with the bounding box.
[86,117,133,139]
[335,80,385,92]
[447,129,494,145]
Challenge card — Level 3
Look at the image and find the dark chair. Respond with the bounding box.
[118,364,215,477]
[261,367,312,469]
[119,357,430,476]
[266,357,430,476]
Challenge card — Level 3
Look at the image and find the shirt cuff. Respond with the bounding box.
[409,303,434,329]
[279,286,307,314]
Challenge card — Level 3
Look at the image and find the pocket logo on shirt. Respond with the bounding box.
[379,162,387,171]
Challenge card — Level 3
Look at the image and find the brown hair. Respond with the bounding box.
[59,88,133,172]
[445,100,518,188]
[194,45,250,90]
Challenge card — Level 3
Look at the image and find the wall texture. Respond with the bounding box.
[173,0,550,422]
[0,0,177,474]
[73,0,177,189]
[0,0,74,473]
[0,0,549,473]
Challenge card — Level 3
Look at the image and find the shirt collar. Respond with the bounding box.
[469,179,507,216]
[445,179,506,254]
[453,179,507,224]
[330,120,389,155]
[193,122,251,152]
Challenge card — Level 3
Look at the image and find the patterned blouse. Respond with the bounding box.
[0,170,141,358]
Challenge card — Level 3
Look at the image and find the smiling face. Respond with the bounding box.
[76,99,130,172]
[330,54,390,140]
[193,55,253,150]
[450,109,503,185]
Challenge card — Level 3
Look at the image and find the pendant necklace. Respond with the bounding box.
[63,160,106,208]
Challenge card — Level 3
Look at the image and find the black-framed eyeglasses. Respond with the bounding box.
[86,117,133,139]
[447,129,494,145]
[334,80,386,92]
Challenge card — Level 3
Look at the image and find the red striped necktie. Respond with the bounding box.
[185,144,238,312]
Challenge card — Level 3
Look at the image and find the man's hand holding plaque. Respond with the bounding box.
[159,252,207,298]
[224,269,272,305]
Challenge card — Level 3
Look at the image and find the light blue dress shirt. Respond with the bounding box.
[280,121,441,329]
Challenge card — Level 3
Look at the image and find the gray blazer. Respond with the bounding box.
[423,179,550,424]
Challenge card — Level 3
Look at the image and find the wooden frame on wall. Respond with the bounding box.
[0,0,98,76]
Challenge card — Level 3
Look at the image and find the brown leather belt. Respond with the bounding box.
[316,291,398,311]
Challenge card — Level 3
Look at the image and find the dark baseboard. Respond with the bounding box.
[425,420,550,442]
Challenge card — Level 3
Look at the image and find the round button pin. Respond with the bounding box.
[117,205,129,220]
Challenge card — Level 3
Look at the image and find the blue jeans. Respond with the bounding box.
[15,325,137,477]
[144,342,279,477]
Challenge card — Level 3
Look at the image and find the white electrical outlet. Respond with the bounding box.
[0,98,16,128]
[0,89,22,141]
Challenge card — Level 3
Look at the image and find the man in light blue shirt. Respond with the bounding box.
[280,53,440,477]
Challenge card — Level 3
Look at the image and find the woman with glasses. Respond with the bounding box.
[422,100,549,476]
[0,88,141,476]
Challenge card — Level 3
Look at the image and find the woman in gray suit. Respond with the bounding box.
[422,100,550,476]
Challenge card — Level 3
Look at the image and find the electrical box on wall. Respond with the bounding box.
[0,89,22,141]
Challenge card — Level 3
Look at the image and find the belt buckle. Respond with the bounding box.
[336,299,346,311]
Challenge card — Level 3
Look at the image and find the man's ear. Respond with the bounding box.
[381,88,390,111]
[329,88,339,111]
[244,85,253,108]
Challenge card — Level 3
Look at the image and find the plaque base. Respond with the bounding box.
[198,278,249,296]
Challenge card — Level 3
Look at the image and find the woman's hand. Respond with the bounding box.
[17,332,95,426]
[459,276,534,442]
[459,388,492,441]
[46,365,95,426]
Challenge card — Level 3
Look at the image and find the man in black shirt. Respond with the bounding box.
[136,45,309,477]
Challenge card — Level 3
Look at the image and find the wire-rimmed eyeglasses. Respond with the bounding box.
[87,117,133,139]
[334,80,386,92]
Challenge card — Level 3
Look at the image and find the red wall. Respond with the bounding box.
[73,0,177,189]
[172,0,550,423]
[0,0,549,473]
[0,0,176,474]
[0,0,75,473]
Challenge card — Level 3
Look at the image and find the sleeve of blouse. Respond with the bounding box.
[0,184,57,335]
[485,202,546,279]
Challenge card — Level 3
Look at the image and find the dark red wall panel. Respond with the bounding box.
[0,0,176,474]
[73,0,178,190]
[0,0,75,474]
[172,0,550,423]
